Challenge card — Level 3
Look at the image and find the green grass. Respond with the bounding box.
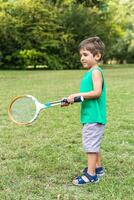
[0,67,134,200]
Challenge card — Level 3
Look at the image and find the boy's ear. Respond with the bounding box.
[95,52,102,61]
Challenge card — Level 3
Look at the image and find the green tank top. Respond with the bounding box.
[80,66,106,124]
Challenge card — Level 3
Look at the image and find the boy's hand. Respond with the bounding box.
[61,98,70,107]
[61,94,83,107]
[67,95,75,104]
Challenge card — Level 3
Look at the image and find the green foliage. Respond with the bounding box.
[75,0,108,9]
[106,0,134,63]
[0,0,133,69]
[15,49,44,68]
[0,0,63,69]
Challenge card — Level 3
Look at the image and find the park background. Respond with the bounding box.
[0,0,134,69]
[0,0,134,200]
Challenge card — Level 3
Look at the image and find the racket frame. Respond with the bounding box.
[8,95,62,125]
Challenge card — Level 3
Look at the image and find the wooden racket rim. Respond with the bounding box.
[8,95,34,126]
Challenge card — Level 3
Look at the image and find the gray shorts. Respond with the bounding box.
[82,123,105,153]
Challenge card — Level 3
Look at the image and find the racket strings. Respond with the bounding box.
[10,97,37,124]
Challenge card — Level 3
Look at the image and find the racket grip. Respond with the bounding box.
[74,96,84,103]
[61,96,84,106]
[61,98,68,104]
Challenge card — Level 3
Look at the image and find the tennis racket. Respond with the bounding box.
[8,95,84,125]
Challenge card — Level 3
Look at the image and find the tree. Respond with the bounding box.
[0,0,133,69]
[106,0,134,63]
[0,0,64,69]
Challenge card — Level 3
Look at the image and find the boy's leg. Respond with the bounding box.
[96,151,102,168]
[87,153,97,175]
[83,152,103,173]
[96,151,105,176]
[73,153,99,185]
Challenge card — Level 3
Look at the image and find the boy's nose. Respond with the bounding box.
[81,57,84,62]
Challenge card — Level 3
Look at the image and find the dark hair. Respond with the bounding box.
[79,36,105,60]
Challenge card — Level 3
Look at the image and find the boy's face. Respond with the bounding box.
[79,48,101,68]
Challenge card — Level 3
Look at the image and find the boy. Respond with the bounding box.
[63,36,106,185]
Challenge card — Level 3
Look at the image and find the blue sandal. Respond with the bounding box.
[73,172,99,186]
[83,167,105,176]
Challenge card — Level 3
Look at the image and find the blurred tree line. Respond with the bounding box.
[0,0,133,69]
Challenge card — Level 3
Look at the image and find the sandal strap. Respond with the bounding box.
[83,171,98,182]
[74,173,98,185]
[83,167,88,173]
[76,176,87,184]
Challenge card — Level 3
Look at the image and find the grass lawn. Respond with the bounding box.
[0,66,134,200]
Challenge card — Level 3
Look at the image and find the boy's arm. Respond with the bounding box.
[67,70,103,103]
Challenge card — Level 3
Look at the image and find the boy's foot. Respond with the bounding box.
[96,167,105,176]
[82,167,105,176]
[73,172,99,186]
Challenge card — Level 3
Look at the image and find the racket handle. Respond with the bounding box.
[61,96,84,104]
[74,96,84,102]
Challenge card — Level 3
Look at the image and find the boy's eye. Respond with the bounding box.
[82,53,88,57]
[80,53,88,57]
[83,53,88,56]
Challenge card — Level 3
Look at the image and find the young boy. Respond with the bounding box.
[63,36,106,185]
